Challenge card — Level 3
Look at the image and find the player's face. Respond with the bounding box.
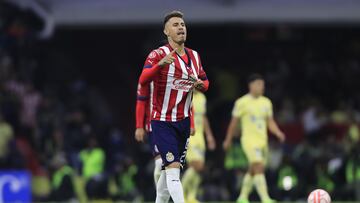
[249,79,265,96]
[164,17,187,45]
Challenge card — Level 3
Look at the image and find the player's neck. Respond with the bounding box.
[168,40,185,55]
[249,92,260,98]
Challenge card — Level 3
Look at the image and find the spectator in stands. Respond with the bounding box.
[49,152,76,202]
[64,109,90,168]
[80,136,107,200]
[345,143,360,200]
[111,157,139,201]
[0,112,14,168]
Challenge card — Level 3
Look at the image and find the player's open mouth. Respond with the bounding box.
[177,32,185,35]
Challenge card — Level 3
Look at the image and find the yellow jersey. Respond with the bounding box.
[190,91,207,148]
[232,94,273,146]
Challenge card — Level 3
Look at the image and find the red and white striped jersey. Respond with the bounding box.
[140,44,208,122]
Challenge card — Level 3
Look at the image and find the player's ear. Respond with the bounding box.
[163,27,169,36]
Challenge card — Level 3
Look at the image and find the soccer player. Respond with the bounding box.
[134,81,163,185]
[182,90,216,203]
[138,11,209,203]
[223,74,285,203]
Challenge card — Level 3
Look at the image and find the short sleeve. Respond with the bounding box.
[232,99,244,118]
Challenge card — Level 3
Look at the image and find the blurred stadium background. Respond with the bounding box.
[0,0,360,202]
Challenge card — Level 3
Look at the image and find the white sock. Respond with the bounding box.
[155,170,170,203]
[166,168,185,203]
[154,158,162,185]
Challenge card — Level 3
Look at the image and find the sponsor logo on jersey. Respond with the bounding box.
[171,79,194,92]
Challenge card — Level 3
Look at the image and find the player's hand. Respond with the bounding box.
[135,128,146,142]
[189,74,198,82]
[158,48,177,67]
[193,79,204,90]
[190,128,195,136]
[207,135,216,151]
[223,139,232,151]
[277,131,286,143]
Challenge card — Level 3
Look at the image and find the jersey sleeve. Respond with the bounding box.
[139,49,163,85]
[232,99,244,118]
[195,54,210,92]
[137,82,150,100]
[197,54,207,81]
[135,82,150,128]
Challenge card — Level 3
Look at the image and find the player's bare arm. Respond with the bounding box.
[267,117,285,143]
[204,115,216,150]
[223,116,239,150]
[190,108,195,136]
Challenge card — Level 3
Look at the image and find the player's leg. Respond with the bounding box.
[152,121,172,203]
[154,155,162,184]
[185,160,204,203]
[251,146,274,203]
[165,162,184,203]
[156,169,171,203]
[153,119,190,203]
[182,144,205,203]
[163,117,191,203]
[149,132,162,185]
[237,144,255,203]
[237,168,254,203]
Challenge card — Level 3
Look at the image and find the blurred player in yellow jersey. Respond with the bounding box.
[223,74,285,203]
[182,90,216,203]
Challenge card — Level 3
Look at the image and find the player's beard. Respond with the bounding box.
[177,39,185,45]
[169,35,186,46]
[177,34,186,44]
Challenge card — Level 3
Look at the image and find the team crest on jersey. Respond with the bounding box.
[166,152,174,162]
[171,79,194,92]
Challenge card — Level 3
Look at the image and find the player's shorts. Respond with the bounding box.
[186,142,205,163]
[151,118,190,168]
[148,131,160,157]
[241,141,268,165]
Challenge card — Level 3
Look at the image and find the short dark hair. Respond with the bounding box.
[163,10,184,27]
[247,73,264,84]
